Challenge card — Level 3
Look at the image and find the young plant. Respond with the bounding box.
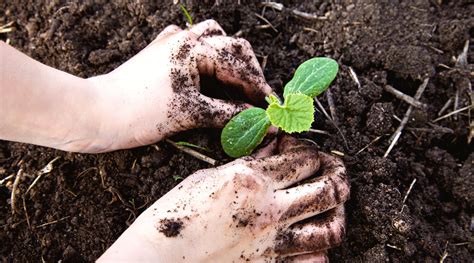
[179,4,193,26]
[221,57,339,158]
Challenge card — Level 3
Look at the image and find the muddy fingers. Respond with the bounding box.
[275,154,349,224]
[194,35,273,103]
[246,146,321,189]
[155,24,182,40]
[275,206,346,255]
[100,134,349,262]
[277,251,329,263]
[157,20,274,133]
[189,19,226,37]
[190,93,252,128]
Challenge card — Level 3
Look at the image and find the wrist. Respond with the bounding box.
[87,66,176,152]
[49,76,117,153]
[78,74,127,153]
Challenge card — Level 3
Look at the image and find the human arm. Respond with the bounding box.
[0,41,112,152]
[0,20,272,153]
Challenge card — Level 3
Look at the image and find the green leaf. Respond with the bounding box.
[221,108,271,158]
[179,4,193,26]
[283,57,339,98]
[266,93,314,133]
[173,175,184,181]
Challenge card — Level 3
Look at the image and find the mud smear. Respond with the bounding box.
[1,1,472,262]
[158,218,184,237]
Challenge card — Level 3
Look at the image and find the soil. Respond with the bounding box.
[1,0,473,262]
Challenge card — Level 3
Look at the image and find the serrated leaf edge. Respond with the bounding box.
[266,93,315,133]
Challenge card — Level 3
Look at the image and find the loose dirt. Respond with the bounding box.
[1,1,472,261]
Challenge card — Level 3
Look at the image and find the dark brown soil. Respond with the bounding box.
[1,1,473,262]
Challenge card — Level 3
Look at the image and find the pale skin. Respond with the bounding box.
[1,20,271,153]
[1,20,349,262]
[101,135,349,262]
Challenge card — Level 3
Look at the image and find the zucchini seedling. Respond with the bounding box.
[221,57,339,158]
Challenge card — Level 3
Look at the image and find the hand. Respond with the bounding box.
[99,136,350,262]
[89,20,273,152]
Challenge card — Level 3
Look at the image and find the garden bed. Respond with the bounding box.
[1,1,472,261]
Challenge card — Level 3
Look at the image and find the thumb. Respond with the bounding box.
[193,93,252,129]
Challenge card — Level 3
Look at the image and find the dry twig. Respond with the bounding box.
[314,97,332,121]
[166,140,217,165]
[260,2,327,20]
[35,216,70,228]
[355,135,384,155]
[314,98,349,150]
[0,174,14,186]
[384,78,429,157]
[330,150,345,157]
[432,105,474,122]
[22,197,31,229]
[326,88,338,123]
[11,168,23,214]
[26,157,60,194]
[291,9,327,20]
[384,131,402,158]
[254,13,278,32]
[467,81,473,143]
[452,40,470,120]
[440,241,449,263]
[400,178,417,213]
[455,40,469,67]
[348,67,361,89]
[0,21,14,34]
[261,55,268,71]
[308,128,330,135]
[384,85,426,108]
[386,243,402,251]
[303,27,318,33]
[393,114,402,123]
[438,98,453,116]
[0,28,13,34]
[454,87,460,120]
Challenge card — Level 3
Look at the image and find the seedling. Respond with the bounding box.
[221,57,338,158]
[173,175,184,182]
[179,4,193,26]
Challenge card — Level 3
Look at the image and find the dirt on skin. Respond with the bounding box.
[158,218,184,237]
[1,0,473,262]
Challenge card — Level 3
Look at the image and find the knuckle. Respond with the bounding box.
[203,19,219,26]
[180,30,196,39]
[302,146,319,158]
[221,160,254,175]
[164,24,180,31]
[232,172,264,191]
[332,173,350,204]
[197,19,225,36]
[331,222,346,245]
[235,37,252,48]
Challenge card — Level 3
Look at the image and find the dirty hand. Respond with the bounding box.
[89,20,272,152]
[99,136,350,262]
